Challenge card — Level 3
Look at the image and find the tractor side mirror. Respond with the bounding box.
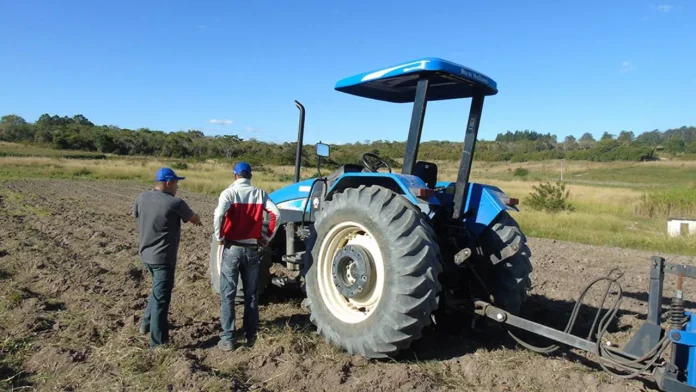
[316,142,330,157]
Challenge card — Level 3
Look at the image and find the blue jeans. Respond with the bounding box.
[219,244,260,343]
[141,262,175,348]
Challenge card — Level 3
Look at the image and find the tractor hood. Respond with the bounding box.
[270,178,317,213]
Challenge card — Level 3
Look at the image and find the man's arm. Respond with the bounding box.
[261,192,280,245]
[132,194,140,218]
[176,199,202,226]
[213,189,232,243]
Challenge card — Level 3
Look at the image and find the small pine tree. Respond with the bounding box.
[524,181,575,213]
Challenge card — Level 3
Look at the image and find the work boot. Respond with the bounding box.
[217,339,234,352]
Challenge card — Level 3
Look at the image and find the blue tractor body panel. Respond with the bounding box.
[268,174,514,239]
[269,178,316,221]
[436,181,518,236]
[325,172,440,206]
[269,174,440,211]
[334,57,498,103]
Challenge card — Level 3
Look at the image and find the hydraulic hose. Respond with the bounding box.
[506,267,680,380]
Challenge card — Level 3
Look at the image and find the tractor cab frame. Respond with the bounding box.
[333,57,499,219]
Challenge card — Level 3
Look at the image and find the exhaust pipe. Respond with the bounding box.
[294,100,305,183]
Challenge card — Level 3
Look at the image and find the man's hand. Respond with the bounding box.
[260,238,269,248]
[189,213,203,226]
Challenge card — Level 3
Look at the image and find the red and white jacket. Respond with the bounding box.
[213,178,280,245]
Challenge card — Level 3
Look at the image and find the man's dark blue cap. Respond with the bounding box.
[156,167,185,182]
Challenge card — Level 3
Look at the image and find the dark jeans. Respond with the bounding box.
[141,262,175,348]
[219,244,260,343]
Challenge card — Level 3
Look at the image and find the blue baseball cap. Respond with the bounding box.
[155,167,185,182]
[234,162,252,175]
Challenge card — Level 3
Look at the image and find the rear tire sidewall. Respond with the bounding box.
[304,185,441,356]
[306,200,394,340]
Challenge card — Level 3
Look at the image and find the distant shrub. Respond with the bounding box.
[63,153,107,160]
[72,167,92,177]
[524,181,575,213]
[170,162,188,170]
[513,167,529,177]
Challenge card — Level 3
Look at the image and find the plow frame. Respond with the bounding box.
[474,256,696,392]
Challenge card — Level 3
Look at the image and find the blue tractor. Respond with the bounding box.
[229,59,696,391]
[254,57,532,358]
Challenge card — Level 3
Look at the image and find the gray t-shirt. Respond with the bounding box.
[132,189,195,264]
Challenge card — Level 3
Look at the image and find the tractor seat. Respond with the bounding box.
[326,163,364,186]
[413,161,438,189]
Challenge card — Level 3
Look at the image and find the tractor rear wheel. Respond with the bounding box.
[302,185,442,358]
[478,211,533,315]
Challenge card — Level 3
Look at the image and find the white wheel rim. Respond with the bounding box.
[317,221,385,324]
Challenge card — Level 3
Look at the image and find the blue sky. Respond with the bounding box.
[1,0,694,145]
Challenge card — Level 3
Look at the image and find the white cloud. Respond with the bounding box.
[619,61,634,73]
[208,119,233,126]
[656,4,673,12]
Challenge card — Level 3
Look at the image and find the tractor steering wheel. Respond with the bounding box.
[361,152,392,173]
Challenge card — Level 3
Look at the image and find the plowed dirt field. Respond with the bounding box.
[2,179,695,392]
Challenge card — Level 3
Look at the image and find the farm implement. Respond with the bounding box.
[210,57,696,390]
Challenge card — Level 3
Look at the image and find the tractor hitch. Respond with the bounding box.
[473,256,696,392]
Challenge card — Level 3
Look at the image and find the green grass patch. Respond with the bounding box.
[0,337,34,391]
[0,188,52,217]
[566,164,696,187]
[514,209,696,256]
[634,187,696,219]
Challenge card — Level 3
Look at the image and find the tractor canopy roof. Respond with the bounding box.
[334,57,498,103]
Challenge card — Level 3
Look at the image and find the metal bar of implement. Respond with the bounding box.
[624,257,666,357]
[477,302,598,354]
[649,256,666,325]
[294,100,306,183]
[665,261,696,280]
[401,77,429,176]
[453,94,485,220]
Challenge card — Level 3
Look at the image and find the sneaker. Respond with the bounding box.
[217,339,234,352]
[139,324,149,334]
[246,336,256,348]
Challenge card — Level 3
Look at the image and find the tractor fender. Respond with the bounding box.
[464,183,519,237]
[325,172,441,207]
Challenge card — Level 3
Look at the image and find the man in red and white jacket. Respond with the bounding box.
[213,161,280,351]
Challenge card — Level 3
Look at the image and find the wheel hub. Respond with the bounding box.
[332,245,373,299]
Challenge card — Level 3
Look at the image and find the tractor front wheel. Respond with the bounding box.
[303,185,442,358]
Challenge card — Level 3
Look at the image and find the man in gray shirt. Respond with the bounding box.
[132,167,202,348]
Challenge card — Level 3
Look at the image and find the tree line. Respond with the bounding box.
[2,113,696,167]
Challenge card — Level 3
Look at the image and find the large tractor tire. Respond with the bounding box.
[302,185,442,358]
[477,211,533,315]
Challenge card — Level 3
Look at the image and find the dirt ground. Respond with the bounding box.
[2,178,695,392]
